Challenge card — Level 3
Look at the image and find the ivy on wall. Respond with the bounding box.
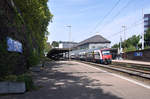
[14,0,53,56]
[0,0,53,77]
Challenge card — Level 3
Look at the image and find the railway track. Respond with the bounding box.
[112,62,150,72]
[75,60,150,79]
[109,65,150,74]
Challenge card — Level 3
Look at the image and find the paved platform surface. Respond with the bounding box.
[113,59,150,65]
[1,61,150,99]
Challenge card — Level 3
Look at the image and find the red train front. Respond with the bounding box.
[99,48,112,64]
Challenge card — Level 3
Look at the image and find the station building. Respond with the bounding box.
[73,35,111,50]
[59,41,78,49]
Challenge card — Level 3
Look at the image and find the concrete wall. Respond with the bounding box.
[123,49,150,62]
[0,82,25,94]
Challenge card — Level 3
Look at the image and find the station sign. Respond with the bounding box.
[134,52,143,56]
[7,37,23,53]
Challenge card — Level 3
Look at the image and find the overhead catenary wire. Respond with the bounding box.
[89,0,121,34]
[107,19,144,39]
[98,0,133,33]
[109,0,133,24]
[109,23,144,39]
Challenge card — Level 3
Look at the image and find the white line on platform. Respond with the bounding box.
[80,62,150,89]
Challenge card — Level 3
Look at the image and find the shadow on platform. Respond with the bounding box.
[0,61,123,99]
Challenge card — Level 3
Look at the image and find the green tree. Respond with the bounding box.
[124,35,140,48]
[112,43,119,48]
[13,0,53,65]
[112,35,140,52]
[0,0,53,78]
[44,42,51,53]
[144,28,150,47]
[51,41,59,48]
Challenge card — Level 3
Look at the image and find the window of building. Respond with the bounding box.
[144,21,148,25]
[144,27,148,31]
[144,17,149,21]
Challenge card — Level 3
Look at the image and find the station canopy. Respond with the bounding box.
[47,48,69,60]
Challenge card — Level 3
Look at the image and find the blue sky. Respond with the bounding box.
[47,0,150,45]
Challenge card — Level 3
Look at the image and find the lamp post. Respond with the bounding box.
[65,25,72,60]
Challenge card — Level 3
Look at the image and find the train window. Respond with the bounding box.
[89,53,93,57]
[102,50,110,55]
[94,52,100,59]
[92,46,95,48]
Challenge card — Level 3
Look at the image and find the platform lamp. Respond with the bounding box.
[65,25,72,60]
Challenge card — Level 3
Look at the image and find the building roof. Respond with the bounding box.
[59,41,78,44]
[76,35,111,47]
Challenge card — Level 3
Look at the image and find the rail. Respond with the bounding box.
[75,60,150,79]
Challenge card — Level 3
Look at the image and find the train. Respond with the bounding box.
[70,48,112,64]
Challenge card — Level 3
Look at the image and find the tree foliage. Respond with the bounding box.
[144,28,150,47]
[112,35,140,52]
[13,0,53,65]
[51,41,59,48]
[122,35,140,48]
[0,0,53,78]
[44,42,51,53]
[14,0,53,55]
[111,44,119,48]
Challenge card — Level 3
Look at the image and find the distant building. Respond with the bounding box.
[73,35,111,50]
[59,41,78,49]
[144,14,150,33]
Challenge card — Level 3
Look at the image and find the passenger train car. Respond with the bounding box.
[71,48,112,64]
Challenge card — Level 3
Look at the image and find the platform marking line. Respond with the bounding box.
[81,62,150,89]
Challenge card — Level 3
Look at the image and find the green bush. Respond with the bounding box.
[4,75,17,82]
[144,46,150,50]
[124,45,136,52]
[28,50,40,67]
[0,40,21,77]
[17,74,35,91]
[1,74,35,91]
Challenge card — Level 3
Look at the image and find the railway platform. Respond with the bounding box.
[112,59,150,66]
[1,61,150,99]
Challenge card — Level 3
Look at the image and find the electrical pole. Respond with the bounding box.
[120,35,122,53]
[142,8,144,50]
[66,25,72,60]
[122,25,126,41]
